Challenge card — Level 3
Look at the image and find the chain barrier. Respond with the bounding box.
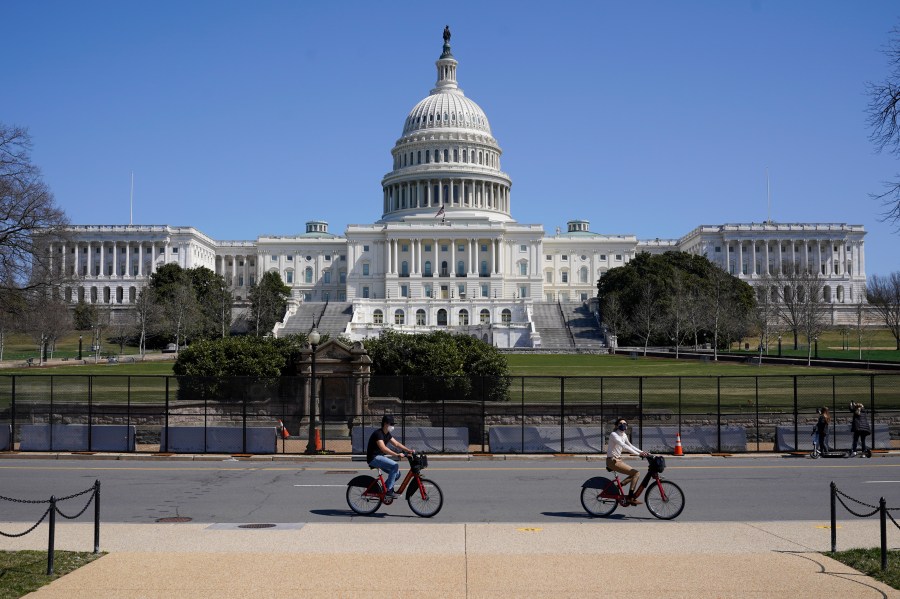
[887,508,900,533]
[834,486,881,518]
[0,506,52,538]
[0,480,101,576]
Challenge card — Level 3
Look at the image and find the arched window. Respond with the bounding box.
[444,149,449,162]
[837,285,844,302]
[394,309,405,325]
[823,286,832,303]
[416,309,426,325]
[424,261,432,276]
[457,260,465,275]
[501,309,511,324]
[437,309,448,326]
[373,310,383,324]
[441,261,449,277]
[579,267,588,283]
[480,309,490,324]
[459,309,469,326]
[305,267,313,283]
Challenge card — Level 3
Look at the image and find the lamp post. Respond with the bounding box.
[78,335,83,360]
[777,335,782,358]
[305,330,321,454]
[814,336,819,359]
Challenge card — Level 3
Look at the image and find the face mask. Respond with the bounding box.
[618,424,627,431]
[388,425,395,433]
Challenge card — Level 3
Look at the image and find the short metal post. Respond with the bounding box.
[880,497,887,571]
[47,496,56,575]
[93,479,100,554]
[830,482,837,553]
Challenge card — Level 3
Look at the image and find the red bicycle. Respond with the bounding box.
[581,455,685,520]
[346,453,443,518]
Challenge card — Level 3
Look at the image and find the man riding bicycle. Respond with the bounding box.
[366,415,414,500]
[606,418,649,505]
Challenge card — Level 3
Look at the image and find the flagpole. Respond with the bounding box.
[766,167,770,223]
[130,171,134,225]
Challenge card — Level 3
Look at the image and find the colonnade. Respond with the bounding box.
[724,239,864,279]
[383,178,509,214]
[48,241,168,279]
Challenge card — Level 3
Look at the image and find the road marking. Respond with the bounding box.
[517,527,543,532]
[816,525,842,529]
[293,484,345,487]
[864,480,900,483]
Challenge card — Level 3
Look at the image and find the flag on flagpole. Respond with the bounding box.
[434,206,445,218]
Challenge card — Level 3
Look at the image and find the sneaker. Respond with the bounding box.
[627,494,643,506]
[384,490,397,499]
[849,451,857,457]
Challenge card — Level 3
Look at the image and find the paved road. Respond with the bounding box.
[1,455,899,524]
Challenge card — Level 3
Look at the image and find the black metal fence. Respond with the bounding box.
[0,373,898,454]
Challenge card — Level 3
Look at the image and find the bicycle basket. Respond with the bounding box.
[649,455,666,473]
[410,453,428,471]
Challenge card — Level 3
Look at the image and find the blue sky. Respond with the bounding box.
[4,1,899,276]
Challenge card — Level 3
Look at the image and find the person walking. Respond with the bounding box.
[814,407,830,454]
[849,402,871,457]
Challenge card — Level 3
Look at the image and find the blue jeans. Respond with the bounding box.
[369,455,400,491]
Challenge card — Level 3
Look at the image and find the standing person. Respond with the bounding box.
[815,407,830,454]
[606,418,649,505]
[850,402,871,457]
[366,415,414,499]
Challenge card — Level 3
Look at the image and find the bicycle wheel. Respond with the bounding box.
[346,477,383,515]
[406,478,443,518]
[644,479,685,520]
[580,486,618,517]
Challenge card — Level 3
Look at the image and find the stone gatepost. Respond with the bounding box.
[295,340,371,424]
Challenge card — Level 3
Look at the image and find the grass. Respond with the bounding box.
[0,550,104,599]
[827,548,900,590]
[1,332,151,362]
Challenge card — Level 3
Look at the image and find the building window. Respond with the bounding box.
[238,275,244,287]
[424,261,432,276]
[458,284,465,297]
[339,271,346,283]
[480,260,488,275]
[600,254,607,260]
[481,284,489,297]
[457,244,464,252]
[363,245,370,252]
[363,263,370,276]
[501,309,512,324]
[325,255,331,261]
[305,267,313,283]
[519,285,528,298]
[323,271,331,284]
[545,271,553,283]
[459,309,469,326]
[373,310,383,324]
[394,310,405,325]
[562,255,568,261]
[286,271,293,284]
[416,309,426,325]
[457,260,465,275]
[363,286,370,299]
[481,244,488,252]
[402,244,409,252]
[441,244,448,252]
[715,246,721,253]
[271,255,277,261]
[437,309,448,326]
[520,244,527,252]
[480,309,490,324]
[561,272,568,283]
[615,255,622,261]
[401,285,408,297]
[425,284,433,297]
[287,255,293,261]
[546,255,552,261]
[424,244,432,252]
[519,262,528,276]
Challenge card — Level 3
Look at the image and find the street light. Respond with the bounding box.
[814,336,819,359]
[305,329,321,454]
[78,335,83,360]
[777,335,782,358]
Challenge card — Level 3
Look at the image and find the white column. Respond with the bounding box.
[99,243,106,277]
[737,242,743,276]
[87,244,93,277]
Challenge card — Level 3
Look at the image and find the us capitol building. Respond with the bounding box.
[53,30,867,348]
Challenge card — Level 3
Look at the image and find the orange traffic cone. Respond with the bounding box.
[314,429,322,451]
[278,420,290,439]
[674,432,684,456]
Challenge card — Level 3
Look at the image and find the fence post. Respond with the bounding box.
[47,496,56,575]
[520,377,525,454]
[880,497,887,571]
[10,376,15,451]
[480,376,485,453]
[716,377,721,452]
[242,383,248,455]
[164,377,170,452]
[830,481,836,553]
[793,376,799,452]
[560,377,565,453]
[93,479,100,554]
[638,376,644,447]
[870,374,876,442]
[87,375,93,451]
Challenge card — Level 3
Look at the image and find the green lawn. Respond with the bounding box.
[828,548,900,590]
[0,551,104,599]
[1,331,156,362]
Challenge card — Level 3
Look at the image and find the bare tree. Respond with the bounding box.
[854,300,877,360]
[0,124,70,310]
[134,287,161,357]
[684,286,706,350]
[867,25,900,230]
[866,272,900,350]
[666,271,692,358]
[23,295,72,362]
[704,266,735,361]
[163,280,200,351]
[631,279,661,356]
[770,260,810,350]
[797,273,830,365]
[753,279,779,358]
[600,292,628,352]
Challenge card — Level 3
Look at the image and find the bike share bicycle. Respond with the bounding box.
[581,454,685,520]
[346,452,444,517]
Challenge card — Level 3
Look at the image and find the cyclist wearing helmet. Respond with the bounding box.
[607,418,649,505]
[366,415,414,499]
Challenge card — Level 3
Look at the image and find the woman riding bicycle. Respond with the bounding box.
[366,414,414,500]
[606,418,649,505]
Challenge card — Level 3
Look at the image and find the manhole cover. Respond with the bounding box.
[238,523,277,529]
[156,517,192,523]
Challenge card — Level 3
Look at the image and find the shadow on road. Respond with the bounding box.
[308,509,420,520]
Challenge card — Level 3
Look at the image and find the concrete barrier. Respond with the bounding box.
[775,424,889,452]
[0,424,10,451]
[159,426,276,454]
[19,424,136,452]
[351,426,469,453]
[487,425,748,453]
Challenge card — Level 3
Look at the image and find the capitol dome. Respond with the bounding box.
[380,28,512,223]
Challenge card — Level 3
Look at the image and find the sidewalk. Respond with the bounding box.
[2,519,897,598]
